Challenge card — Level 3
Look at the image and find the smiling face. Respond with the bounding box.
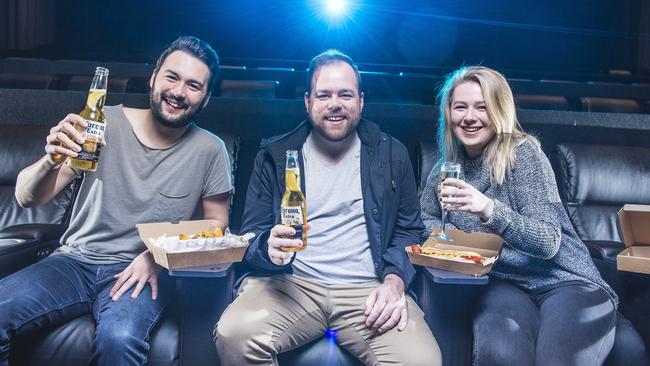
[449,81,496,158]
[305,61,364,143]
[149,50,211,129]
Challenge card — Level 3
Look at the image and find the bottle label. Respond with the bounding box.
[281,205,304,239]
[85,120,105,140]
[76,120,105,162]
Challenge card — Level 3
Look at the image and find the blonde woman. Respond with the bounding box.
[420,66,617,365]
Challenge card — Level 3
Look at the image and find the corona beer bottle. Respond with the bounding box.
[281,150,307,251]
[66,67,108,171]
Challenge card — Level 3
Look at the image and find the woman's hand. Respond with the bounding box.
[440,178,494,221]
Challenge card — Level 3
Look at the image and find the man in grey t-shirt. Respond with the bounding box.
[2,36,231,366]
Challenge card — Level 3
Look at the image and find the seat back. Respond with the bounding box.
[218,80,279,98]
[0,124,73,231]
[0,74,56,89]
[416,137,438,192]
[515,94,569,111]
[550,143,650,242]
[64,75,130,93]
[579,97,642,113]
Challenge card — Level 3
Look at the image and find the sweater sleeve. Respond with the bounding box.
[420,167,458,240]
[481,140,562,259]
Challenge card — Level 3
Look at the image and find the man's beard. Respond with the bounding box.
[309,111,360,143]
[150,90,204,129]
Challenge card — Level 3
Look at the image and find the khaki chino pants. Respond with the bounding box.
[214,275,441,366]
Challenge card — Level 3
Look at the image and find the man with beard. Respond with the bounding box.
[215,50,441,366]
[2,36,232,366]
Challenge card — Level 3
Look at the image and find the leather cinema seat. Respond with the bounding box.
[0,124,72,277]
[218,79,279,99]
[64,75,131,93]
[515,94,569,111]
[416,138,438,192]
[0,124,71,230]
[550,143,650,366]
[0,74,55,90]
[126,76,151,94]
[580,97,642,113]
[10,313,180,366]
[550,144,650,258]
[0,123,183,365]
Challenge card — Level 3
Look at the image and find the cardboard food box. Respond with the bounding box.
[617,204,650,275]
[136,219,248,270]
[406,229,503,277]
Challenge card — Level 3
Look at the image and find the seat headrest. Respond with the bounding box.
[416,139,438,192]
[550,143,650,206]
[579,97,642,113]
[0,124,50,185]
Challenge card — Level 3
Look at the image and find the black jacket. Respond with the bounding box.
[239,119,423,288]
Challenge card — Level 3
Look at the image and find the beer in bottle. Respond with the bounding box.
[66,67,109,171]
[281,150,307,251]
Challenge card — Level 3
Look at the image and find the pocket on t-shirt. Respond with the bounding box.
[153,189,192,223]
[160,191,190,199]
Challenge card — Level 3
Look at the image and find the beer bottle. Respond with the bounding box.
[66,67,109,171]
[281,150,307,251]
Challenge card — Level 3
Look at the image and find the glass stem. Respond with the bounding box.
[441,209,447,235]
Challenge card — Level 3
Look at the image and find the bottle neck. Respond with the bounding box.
[284,166,301,193]
[85,88,106,111]
[87,69,108,110]
[90,68,108,90]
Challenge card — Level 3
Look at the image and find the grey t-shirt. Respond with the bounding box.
[58,105,232,264]
[292,132,376,284]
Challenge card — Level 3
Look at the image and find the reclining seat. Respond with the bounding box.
[550,144,650,260]
[550,143,650,366]
[0,123,180,366]
[0,124,73,276]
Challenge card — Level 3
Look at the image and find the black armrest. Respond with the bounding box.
[584,240,626,262]
[422,267,489,285]
[413,266,488,365]
[0,224,66,278]
[0,223,67,241]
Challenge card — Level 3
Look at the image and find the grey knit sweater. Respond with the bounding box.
[420,139,618,306]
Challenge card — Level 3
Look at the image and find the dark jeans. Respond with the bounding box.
[473,279,616,366]
[0,254,173,366]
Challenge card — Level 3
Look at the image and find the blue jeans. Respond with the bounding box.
[472,279,616,366]
[0,254,173,366]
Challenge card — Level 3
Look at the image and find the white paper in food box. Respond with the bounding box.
[617,204,650,275]
[136,220,248,270]
[406,229,503,277]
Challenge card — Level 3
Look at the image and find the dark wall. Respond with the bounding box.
[1,0,645,75]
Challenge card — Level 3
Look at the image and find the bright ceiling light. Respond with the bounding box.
[325,0,347,18]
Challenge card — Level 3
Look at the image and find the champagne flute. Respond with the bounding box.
[436,162,461,241]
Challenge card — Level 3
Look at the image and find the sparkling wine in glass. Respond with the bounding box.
[436,162,461,241]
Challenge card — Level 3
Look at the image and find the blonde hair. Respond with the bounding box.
[435,66,538,185]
